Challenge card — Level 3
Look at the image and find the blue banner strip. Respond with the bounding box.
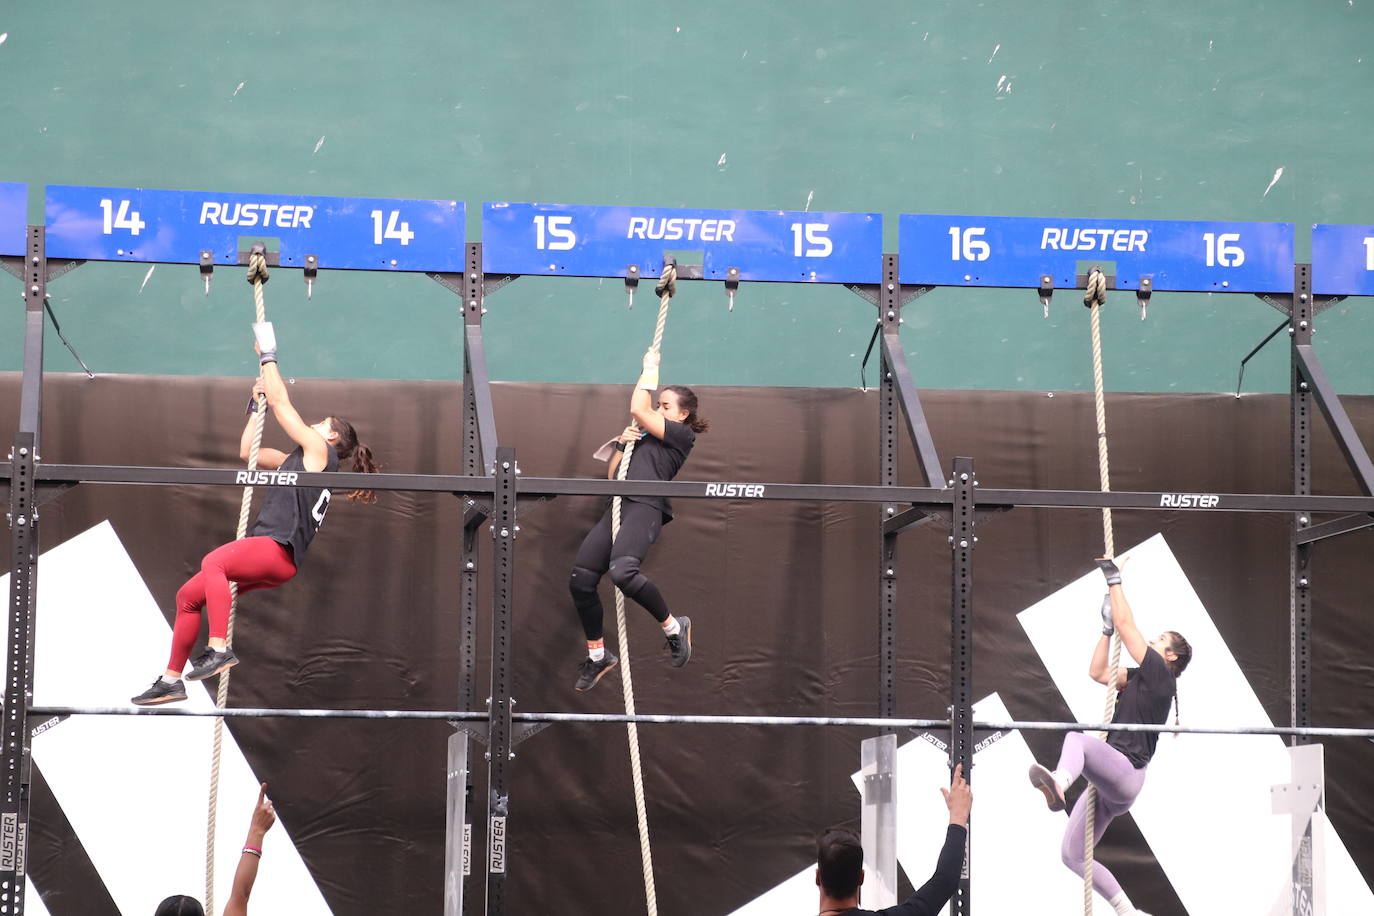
[900,214,1294,293]
[45,185,464,272]
[482,202,882,284]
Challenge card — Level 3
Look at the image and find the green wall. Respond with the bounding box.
[1,1,1371,393]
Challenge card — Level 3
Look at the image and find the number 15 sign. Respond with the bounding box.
[482,202,882,284]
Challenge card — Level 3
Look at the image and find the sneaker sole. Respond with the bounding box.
[185,658,239,682]
[575,658,618,692]
[1028,763,1065,812]
[132,693,187,707]
[669,618,692,668]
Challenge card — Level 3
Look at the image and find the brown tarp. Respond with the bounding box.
[3,372,1372,916]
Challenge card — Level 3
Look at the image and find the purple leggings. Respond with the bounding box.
[1056,731,1147,900]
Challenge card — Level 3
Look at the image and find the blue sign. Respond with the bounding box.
[900,215,1294,293]
[1312,224,1374,296]
[0,183,25,256]
[482,202,882,283]
[45,185,464,271]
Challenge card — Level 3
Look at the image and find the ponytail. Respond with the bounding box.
[327,417,380,503]
[662,384,709,434]
[347,442,380,503]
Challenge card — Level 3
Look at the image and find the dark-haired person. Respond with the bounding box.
[155,782,276,916]
[132,333,379,705]
[815,764,971,915]
[1028,557,1193,916]
[570,349,709,691]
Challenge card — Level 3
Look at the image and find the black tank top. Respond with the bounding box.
[249,445,339,567]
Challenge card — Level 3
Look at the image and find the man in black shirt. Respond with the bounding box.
[815,764,971,916]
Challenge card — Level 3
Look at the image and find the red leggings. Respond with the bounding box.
[168,536,297,672]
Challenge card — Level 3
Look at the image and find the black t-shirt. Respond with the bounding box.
[248,445,339,567]
[833,824,966,916]
[1107,647,1177,768]
[623,419,695,522]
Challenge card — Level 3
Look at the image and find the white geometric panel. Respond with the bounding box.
[1,521,330,915]
[1018,533,1373,915]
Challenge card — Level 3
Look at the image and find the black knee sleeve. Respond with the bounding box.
[608,555,648,596]
[569,566,602,604]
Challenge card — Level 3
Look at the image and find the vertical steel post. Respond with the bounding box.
[877,254,901,721]
[1290,264,1313,746]
[3,226,49,915]
[453,242,486,913]
[948,456,976,916]
[484,448,518,914]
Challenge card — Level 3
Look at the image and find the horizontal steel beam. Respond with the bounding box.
[7,464,1374,514]
[28,706,1374,740]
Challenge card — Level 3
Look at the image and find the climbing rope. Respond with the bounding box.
[204,249,271,916]
[610,260,677,916]
[1082,266,1124,914]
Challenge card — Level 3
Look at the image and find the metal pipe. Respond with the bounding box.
[28,706,1374,739]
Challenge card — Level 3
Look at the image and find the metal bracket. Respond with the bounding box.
[725,266,740,311]
[624,264,640,309]
[199,250,214,296]
[1038,275,1053,318]
[303,254,318,299]
[1137,277,1152,320]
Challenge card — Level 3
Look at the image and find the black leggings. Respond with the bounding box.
[569,500,670,641]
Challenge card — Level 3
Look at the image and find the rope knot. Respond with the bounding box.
[246,250,271,287]
[654,263,677,298]
[1082,267,1107,308]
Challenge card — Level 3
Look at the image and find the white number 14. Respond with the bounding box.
[371,210,414,246]
[99,199,146,236]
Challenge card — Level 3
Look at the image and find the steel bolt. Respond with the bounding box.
[1299,320,1309,330]
[16,517,26,526]
[886,507,895,515]
[1298,577,1309,588]
[886,283,895,291]
[19,448,28,457]
[886,310,895,319]
[958,539,968,548]
[1298,517,1309,526]
[499,527,509,538]
[959,473,968,482]
[502,461,510,470]
[1300,293,1308,302]
[886,568,894,576]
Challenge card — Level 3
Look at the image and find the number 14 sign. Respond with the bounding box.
[44,185,465,271]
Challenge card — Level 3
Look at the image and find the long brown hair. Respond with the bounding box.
[328,416,380,503]
[662,385,709,434]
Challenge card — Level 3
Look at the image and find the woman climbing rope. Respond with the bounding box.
[1027,556,1192,916]
[131,332,378,705]
[569,347,708,691]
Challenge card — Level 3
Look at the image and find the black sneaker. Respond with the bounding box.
[574,652,618,692]
[186,647,239,681]
[665,616,692,668]
[1028,763,1066,812]
[131,678,187,706]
